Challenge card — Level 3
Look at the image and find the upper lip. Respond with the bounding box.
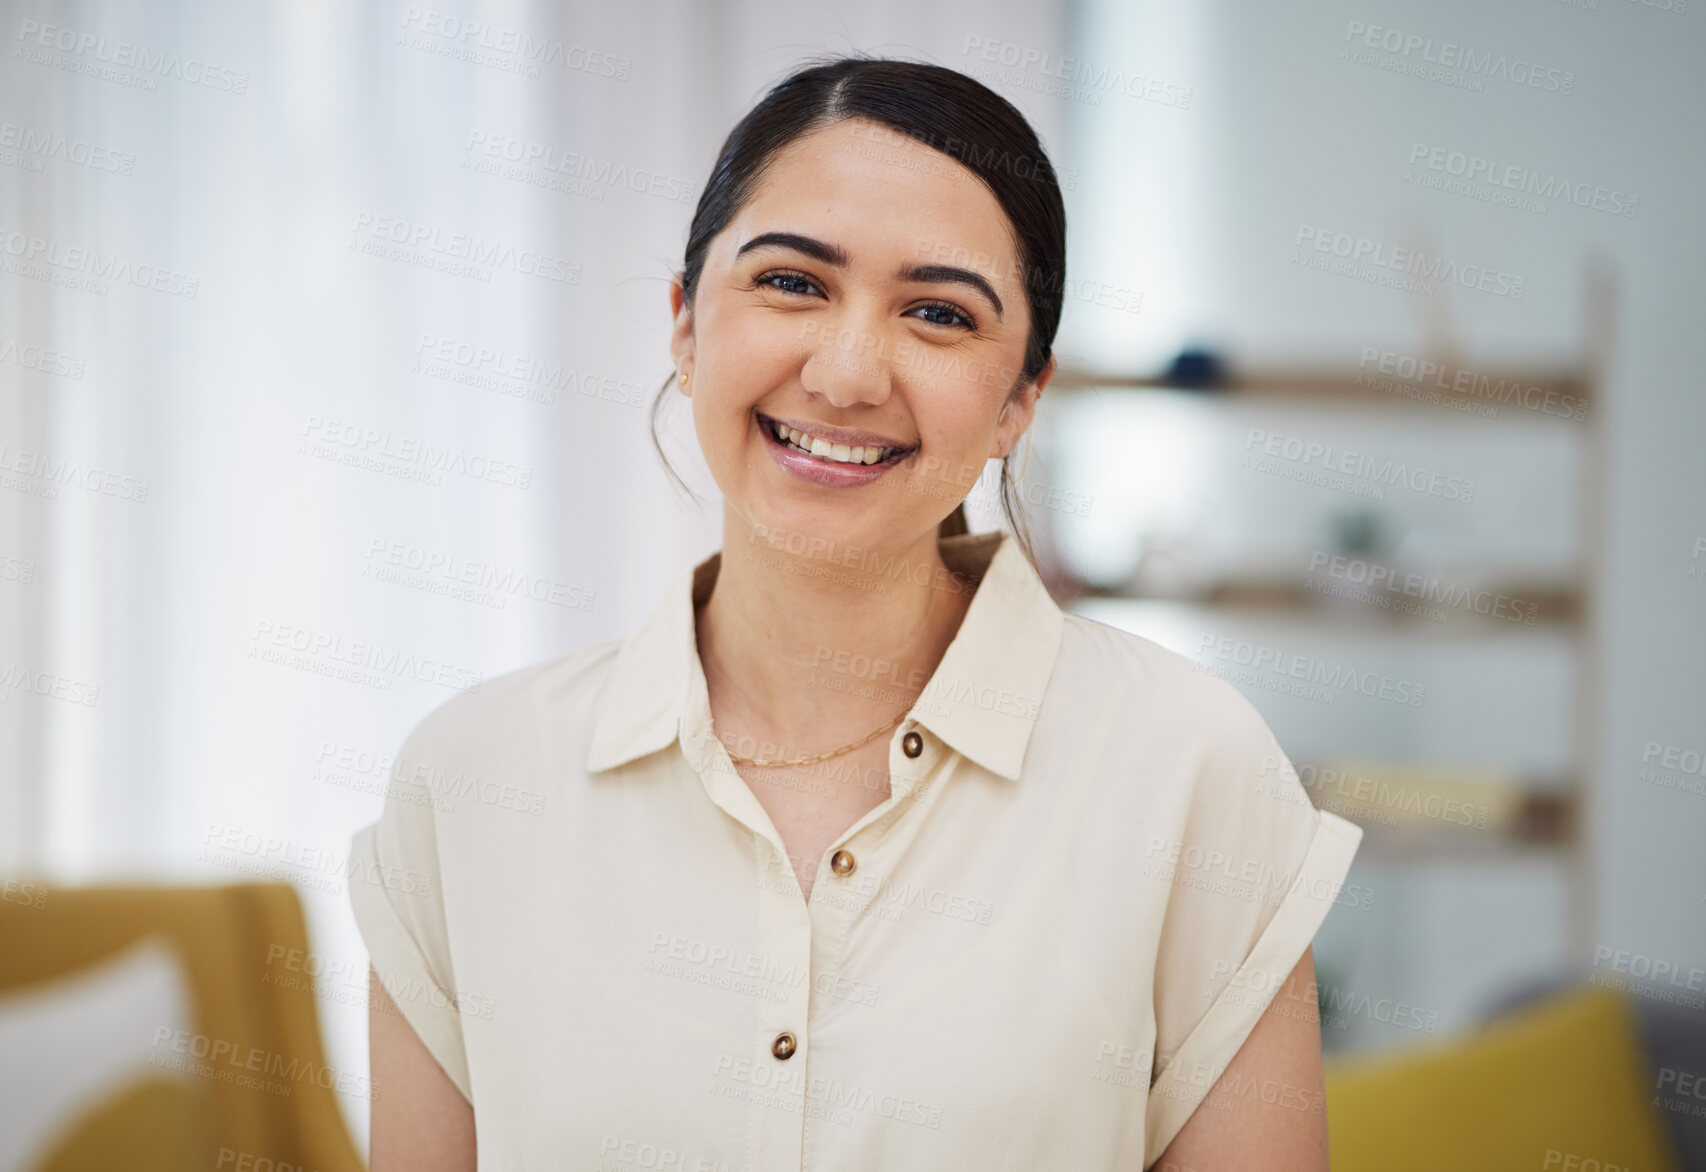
[759,412,916,451]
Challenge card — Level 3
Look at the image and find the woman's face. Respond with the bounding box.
[670,116,1052,556]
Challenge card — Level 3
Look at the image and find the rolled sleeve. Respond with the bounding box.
[1143,694,1365,1166]
[348,722,472,1102]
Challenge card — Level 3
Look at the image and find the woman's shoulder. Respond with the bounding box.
[1050,612,1328,860]
[391,635,628,761]
[1049,610,1292,803]
[1055,610,1269,735]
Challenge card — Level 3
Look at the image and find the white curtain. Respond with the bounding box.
[0,0,1066,1148]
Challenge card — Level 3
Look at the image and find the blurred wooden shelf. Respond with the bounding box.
[1063,579,1583,627]
[1305,782,1578,859]
[1035,278,1612,956]
[1349,833,1578,866]
[1050,365,1594,413]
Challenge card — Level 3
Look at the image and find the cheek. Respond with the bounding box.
[705,295,802,362]
[692,389,765,480]
[698,395,749,452]
[920,380,1005,442]
[915,404,990,479]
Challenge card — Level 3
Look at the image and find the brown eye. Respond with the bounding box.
[910,300,976,331]
[756,270,821,297]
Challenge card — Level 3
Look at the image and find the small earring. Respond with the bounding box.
[679,370,690,387]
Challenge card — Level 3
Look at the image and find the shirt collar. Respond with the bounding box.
[585,530,1065,782]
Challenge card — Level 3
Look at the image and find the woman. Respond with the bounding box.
[351,56,1363,1171]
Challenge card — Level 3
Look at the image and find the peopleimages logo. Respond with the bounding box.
[961,34,1193,108]
[363,537,595,613]
[300,414,534,489]
[0,228,200,298]
[1307,551,1539,624]
[199,822,434,899]
[464,131,695,204]
[248,618,484,694]
[0,444,150,502]
[264,944,497,1019]
[1407,142,1638,219]
[711,1053,946,1129]
[1639,740,1706,799]
[350,212,580,285]
[0,122,136,175]
[150,1026,377,1100]
[0,336,88,380]
[15,19,251,93]
[399,8,632,79]
[1294,226,1524,299]
[1355,347,1587,420]
[1591,946,1705,993]
[1341,21,1575,95]
[1197,634,1428,708]
[1243,427,1477,503]
[1208,958,1442,1034]
[0,664,100,706]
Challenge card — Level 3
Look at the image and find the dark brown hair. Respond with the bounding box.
[652,53,1068,569]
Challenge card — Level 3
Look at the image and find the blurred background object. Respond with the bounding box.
[2,0,1702,1167]
[0,883,364,1172]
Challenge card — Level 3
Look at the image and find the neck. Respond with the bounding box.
[697,508,977,757]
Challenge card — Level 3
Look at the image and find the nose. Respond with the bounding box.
[799,311,895,409]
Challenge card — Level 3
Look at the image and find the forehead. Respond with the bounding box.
[719,117,1024,293]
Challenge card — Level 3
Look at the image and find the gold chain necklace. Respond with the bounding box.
[722,707,909,768]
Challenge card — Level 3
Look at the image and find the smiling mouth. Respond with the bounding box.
[757,414,915,467]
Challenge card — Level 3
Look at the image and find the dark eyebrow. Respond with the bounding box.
[895,262,1004,321]
[736,232,849,269]
[735,232,1005,320]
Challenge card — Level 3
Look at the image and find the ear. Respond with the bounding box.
[992,354,1055,459]
[668,273,695,393]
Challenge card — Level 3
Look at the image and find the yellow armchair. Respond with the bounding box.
[0,882,366,1172]
[1324,984,1684,1172]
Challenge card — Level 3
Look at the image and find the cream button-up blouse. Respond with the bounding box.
[349,529,1363,1170]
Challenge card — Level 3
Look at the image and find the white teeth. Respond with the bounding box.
[772,421,895,465]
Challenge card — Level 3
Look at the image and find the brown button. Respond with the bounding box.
[902,731,923,758]
[830,850,856,877]
[772,1031,797,1060]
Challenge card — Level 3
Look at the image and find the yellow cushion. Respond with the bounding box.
[1324,985,1681,1172]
